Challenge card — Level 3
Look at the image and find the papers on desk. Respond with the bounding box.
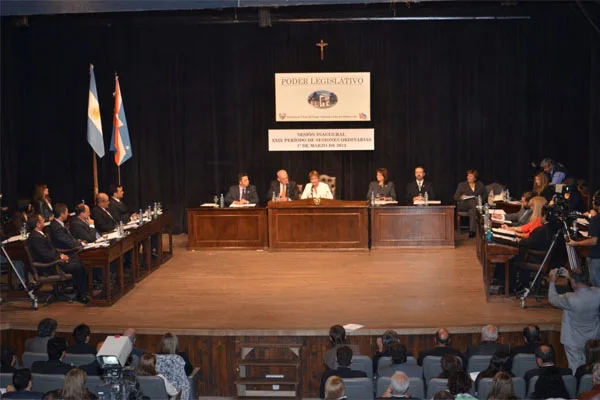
[580,231,589,238]
[230,203,257,208]
[201,203,218,207]
[343,323,364,333]
[492,233,517,243]
[84,242,110,250]
[2,234,25,244]
[489,209,506,215]
[102,231,122,241]
[462,196,476,200]
[493,194,505,202]
[492,227,516,236]
[374,200,398,205]
[413,200,441,205]
[507,200,522,205]
[491,218,511,225]
[577,218,589,226]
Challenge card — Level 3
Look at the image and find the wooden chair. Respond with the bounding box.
[319,174,337,198]
[484,242,518,298]
[456,209,470,232]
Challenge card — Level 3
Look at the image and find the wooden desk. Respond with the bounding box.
[370,205,455,248]
[267,199,369,250]
[186,207,268,250]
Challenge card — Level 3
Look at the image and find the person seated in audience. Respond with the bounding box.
[374,330,400,374]
[32,184,53,221]
[324,325,361,370]
[46,368,97,400]
[27,214,90,304]
[576,339,600,381]
[1,368,44,400]
[438,355,464,379]
[405,165,435,204]
[432,390,454,400]
[486,371,519,400]
[465,325,508,360]
[579,362,600,400]
[122,328,147,360]
[66,324,96,355]
[90,193,118,234]
[524,345,572,383]
[530,364,570,398]
[301,170,333,199]
[224,172,260,206]
[447,371,476,400]
[368,168,397,201]
[319,346,367,399]
[541,157,567,185]
[49,203,83,250]
[31,337,74,375]
[493,192,533,227]
[70,204,99,243]
[511,324,542,356]
[137,353,179,399]
[532,172,554,202]
[501,196,547,239]
[474,350,514,389]
[108,184,138,223]
[377,343,423,378]
[155,339,190,400]
[25,318,58,353]
[159,332,194,376]
[267,169,300,201]
[378,371,419,399]
[453,169,487,238]
[417,328,463,366]
[1,347,17,373]
[324,376,347,400]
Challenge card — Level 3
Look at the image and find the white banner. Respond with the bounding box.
[268,129,374,151]
[275,72,371,122]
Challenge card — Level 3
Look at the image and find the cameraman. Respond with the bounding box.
[548,268,600,372]
[568,190,600,286]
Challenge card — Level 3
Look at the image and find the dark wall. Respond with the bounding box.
[1,4,598,232]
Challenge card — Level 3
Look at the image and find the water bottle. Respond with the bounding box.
[20,222,27,239]
[424,191,429,206]
[119,221,124,237]
[153,202,158,218]
[219,194,225,208]
[271,191,276,202]
[572,220,578,237]
[505,189,510,202]
[138,209,143,225]
[477,195,482,208]
[81,199,85,205]
[488,190,495,206]
[158,202,162,212]
[370,190,375,207]
[486,229,493,243]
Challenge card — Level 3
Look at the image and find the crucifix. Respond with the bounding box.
[316,39,328,61]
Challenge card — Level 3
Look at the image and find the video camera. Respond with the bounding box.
[546,184,579,230]
[96,336,145,400]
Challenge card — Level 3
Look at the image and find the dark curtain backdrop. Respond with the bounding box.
[1,4,598,232]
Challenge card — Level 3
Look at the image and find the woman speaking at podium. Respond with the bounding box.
[301,170,333,199]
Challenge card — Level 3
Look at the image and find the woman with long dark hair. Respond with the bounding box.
[33,184,53,221]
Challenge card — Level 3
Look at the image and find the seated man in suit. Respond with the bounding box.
[524,345,572,382]
[108,184,138,223]
[267,169,300,202]
[70,204,100,243]
[510,325,542,356]
[493,192,533,227]
[25,318,57,353]
[1,369,45,400]
[1,347,17,374]
[417,328,463,366]
[27,215,89,304]
[91,193,118,234]
[378,371,420,399]
[320,346,367,399]
[31,337,75,375]
[579,362,600,400]
[224,172,260,206]
[405,166,436,204]
[465,325,508,362]
[66,324,96,355]
[49,203,83,251]
[378,343,423,378]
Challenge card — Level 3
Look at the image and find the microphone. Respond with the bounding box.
[309,183,313,198]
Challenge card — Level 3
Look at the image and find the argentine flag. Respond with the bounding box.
[110,76,132,166]
[87,64,105,157]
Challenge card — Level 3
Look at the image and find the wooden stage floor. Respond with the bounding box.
[1,234,561,335]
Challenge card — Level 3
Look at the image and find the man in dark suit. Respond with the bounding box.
[526,345,572,399]
[31,337,75,375]
[66,324,96,355]
[1,347,17,373]
[319,346,367,399]
[405,166,436,204]
[108,184,137,223]
[465,325,509,361]
[224,173,260,206]
[377,343,423,378]
[524,345,572,382]
[91,193,118,233]
[49,203,82,251]
[70,204,99,243]
[25,318,57,353]
[27,215,89,304]
[1,369,44,399]
[510,325,542,356]
[266,169,300,202]
[417,328,463,366]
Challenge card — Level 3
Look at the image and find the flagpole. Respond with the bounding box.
[118,165,121,185]
[92,151,99,196]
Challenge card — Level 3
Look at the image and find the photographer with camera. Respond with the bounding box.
[568,190,600,287]
[548,268,600,372]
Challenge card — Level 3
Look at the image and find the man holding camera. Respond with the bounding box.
[548,268,600,372]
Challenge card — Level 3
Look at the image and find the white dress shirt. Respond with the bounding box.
[301,182,333,199]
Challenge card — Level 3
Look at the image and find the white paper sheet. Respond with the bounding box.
[1,235,25,244]
[462,196,476,200]
[492,227,517,236]
[413,200,442,205]
[492,233,517,242]
[201,203,218,207]
[577,218,589,226]
[230,203,257,208]
[83,242,110,250]
[343,324,364,333]
[374,200,398,205]
[489,209,506,215]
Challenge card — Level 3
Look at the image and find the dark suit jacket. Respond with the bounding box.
[417,346,463,366]
[266,181,300,201]
[31,359,74,375]
[49,220,80,250]
[518,223,553,252]
[35,200,53,221]
[368,181,397,201]
[66,342,96,355]
[69,218,98,243]
[505,208,532,226]
[510,342,539,357]
[453,181,487,203]
[405,180,436,203]
[224,184,259,206]
[25,336,51,353]
[91,206,117,233]
[530,365,571,399]
[524,364,572,382]
[465,341,509,360]
[1,390,44,399]
[108,198,131,223]
[27,230,59,263]
[320,367,367,398]
[0,364,17,373]
[535,186,555,202]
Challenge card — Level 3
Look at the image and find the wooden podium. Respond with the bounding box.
[267,199,369,250]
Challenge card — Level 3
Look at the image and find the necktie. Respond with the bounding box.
[241,188,245,201]
[281,184,287,198]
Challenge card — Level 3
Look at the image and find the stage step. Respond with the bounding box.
[238,343,303,349]
[235,378,299,385]
[239,359,301,367]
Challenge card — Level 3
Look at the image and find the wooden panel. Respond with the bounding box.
[371,206,455,248]
[186,208,267,250]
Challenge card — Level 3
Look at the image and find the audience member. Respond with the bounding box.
[438,355,463,379]
[578,362,600,400]
[25,318,57,353]
[524,345,572,382]
[324,376,347,400]
[66,324,96,355]
[323,325,361,370]
[49,368,97,400]
[373,330,399,373]
[137,353,179,399]
[159,332,193,376]
[475,350,514,389]
[378,371,419,399]
[531,365,570,399]
[432,390,454,400]
[1,368,44,400]
[486,371,519,400]
[1,347,17,373]
[417,328,462,366]
[510,324,542,356]
[122,328,147,358]
[548,268,600,372]
[447,371,475,399]
[465,325,508,360]
[320,346,367,399]
[377,343,423,378]
[156,342,190,400]
[31,337,74,375]
[576,339,600,381]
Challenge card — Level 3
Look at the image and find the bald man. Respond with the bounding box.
[90,193,118,233]
[267,169,300,201]
[417,328,464,366]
